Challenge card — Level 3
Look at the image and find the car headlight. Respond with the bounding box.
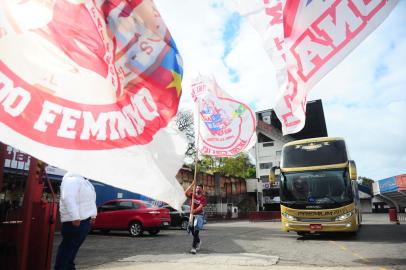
[335,211,353,221]
[282,212,297,221]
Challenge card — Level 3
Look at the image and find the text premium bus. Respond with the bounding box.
[270,137,361,235]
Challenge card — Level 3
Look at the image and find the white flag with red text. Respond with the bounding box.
[0,0,187,209]
[235,0,398,134]
[191,75,256,157]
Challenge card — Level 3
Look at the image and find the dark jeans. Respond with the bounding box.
[54,219,91,270]
[190,226,200,248]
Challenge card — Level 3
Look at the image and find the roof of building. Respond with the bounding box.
[357,183,372,195]
[256,99,328,139]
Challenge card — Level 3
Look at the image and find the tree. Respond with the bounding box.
[357,176,374,188]
[198,153,255,178]
[218,153,256,178]
[175,109,196,161]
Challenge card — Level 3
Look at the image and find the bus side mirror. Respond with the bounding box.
[269,166,278,184]
[349,160,357,180]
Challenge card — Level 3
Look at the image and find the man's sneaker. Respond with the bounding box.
[190,248,197,254]
[196,241,202,251]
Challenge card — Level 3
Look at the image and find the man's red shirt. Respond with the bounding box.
[186,192,207,215]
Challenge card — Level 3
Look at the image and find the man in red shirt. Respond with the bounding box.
[185,183,207,254]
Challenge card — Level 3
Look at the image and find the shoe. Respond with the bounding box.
[196,241,202,251]
[190,248,196,254]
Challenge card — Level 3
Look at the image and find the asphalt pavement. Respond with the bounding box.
[52,213,406,270]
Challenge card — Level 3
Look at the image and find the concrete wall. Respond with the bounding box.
[255,138,286,181]
[360,199,372,213]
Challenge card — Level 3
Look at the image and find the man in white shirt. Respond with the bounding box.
[54,172,97,270]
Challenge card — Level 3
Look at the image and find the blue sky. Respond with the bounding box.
[155,0,406,181]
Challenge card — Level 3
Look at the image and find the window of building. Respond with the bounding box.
[259,162,273,169]
[258,133,272,143]
[276,150,282,155]
[263,142,274,147]
[260,112,272,122]
[260,176,269,182]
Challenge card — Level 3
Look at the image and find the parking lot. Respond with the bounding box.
[52,214,406,270]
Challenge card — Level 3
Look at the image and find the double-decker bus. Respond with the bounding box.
[270,137,361,235]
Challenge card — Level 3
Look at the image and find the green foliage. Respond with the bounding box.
[357,176,374,187]
[198,153,256,178]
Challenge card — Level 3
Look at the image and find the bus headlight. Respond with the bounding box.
[282,212,297,221]
[335,211,353,221]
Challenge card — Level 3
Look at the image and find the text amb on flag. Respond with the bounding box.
[191,75,256,157]
[0,0,187,209]
[235,0,398,135]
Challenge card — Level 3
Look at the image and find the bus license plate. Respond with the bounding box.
[310,224,322,230]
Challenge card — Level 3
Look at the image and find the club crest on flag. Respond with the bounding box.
[192,76,256,157]
[200,99,232,136]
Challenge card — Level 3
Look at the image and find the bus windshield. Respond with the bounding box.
[282,140,347,168]
[280,169,353,205]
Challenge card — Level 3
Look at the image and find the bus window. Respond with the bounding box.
[281,170,353,205]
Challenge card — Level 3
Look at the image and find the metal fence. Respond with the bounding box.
[398,212,406,222]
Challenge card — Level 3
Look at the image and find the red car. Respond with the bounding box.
[91,199,170,237]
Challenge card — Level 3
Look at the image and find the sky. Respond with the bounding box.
[154,0,406,181]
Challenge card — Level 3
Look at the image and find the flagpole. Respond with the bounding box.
[189,93,201,225]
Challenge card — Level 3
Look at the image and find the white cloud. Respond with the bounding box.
[309,1,406,180]
[155,0,406,180]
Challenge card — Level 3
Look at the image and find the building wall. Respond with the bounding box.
[255,139,287,182]
[176,168,247,202]
[360,199,372,213]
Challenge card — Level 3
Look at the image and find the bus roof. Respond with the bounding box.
[283,137,344,147]
[281,137,349,169]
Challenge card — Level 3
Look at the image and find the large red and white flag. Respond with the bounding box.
[0,0,187,209]
[191,76,256,157]
[235,0,398,134]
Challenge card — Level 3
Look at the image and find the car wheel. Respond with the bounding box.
[147,229,160,236]
[128,221,143,237]
[181,220,189,230]
[100,229,110,234]
[296,231,306,236]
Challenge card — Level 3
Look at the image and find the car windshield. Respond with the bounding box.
[280,169,353,205]
[182,205,190,212]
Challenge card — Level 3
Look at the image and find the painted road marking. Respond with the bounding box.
[329,241,392,270]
